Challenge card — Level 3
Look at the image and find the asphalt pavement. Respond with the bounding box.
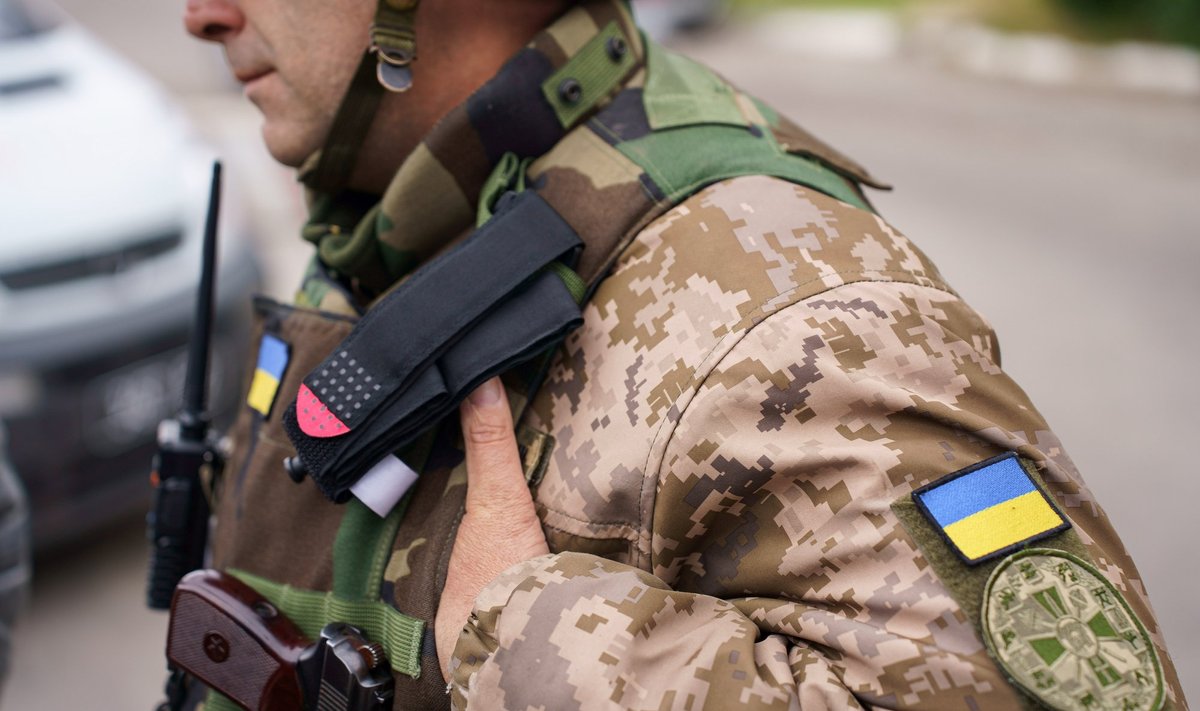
[5,3,1198,708]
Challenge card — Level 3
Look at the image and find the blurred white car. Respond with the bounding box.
[0,422,28,690]
[0,0,260,549]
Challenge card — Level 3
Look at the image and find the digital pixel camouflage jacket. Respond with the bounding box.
[210,1,1185,709]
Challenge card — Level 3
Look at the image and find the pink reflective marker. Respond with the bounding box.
[296,383,350,438]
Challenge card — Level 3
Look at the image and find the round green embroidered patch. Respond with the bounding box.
[982,549,1163,711]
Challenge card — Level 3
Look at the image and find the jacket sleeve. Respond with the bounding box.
[448,278,1184,710]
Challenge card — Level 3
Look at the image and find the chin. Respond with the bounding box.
[260,120,321,168]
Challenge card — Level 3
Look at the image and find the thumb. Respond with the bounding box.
[459,378,530,513]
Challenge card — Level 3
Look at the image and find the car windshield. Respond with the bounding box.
[0,0,41,40]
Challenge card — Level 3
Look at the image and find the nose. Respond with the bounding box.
[184,0,244,41]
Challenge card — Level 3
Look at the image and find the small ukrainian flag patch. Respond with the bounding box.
[246,333,289,416]
[913,453,1070,565]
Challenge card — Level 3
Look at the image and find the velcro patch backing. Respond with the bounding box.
[912,453,1070,565]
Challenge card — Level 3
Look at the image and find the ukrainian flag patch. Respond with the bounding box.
[246,334,289,416]
[913,453,1070,565]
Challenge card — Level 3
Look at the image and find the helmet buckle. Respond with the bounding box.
[369,0,417,94]
[373,47,414,93]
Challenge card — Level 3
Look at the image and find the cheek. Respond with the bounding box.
[252,75,332,166]
[280,36,365,125]
[282,57,348,124]
[256,2,372,163]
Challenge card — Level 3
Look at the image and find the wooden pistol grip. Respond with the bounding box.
[167,570,309,711]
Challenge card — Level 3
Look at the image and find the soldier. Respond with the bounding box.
[181,0,1186,709]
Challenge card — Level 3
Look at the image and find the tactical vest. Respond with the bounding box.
[206,12,885,709]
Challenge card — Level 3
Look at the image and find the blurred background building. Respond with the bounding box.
[0,0,1196,707]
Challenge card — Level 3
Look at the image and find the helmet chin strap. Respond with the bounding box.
[307,0,419,194]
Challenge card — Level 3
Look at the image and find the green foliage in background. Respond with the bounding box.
[730,0,912,8]
[728,0,1200,48]
[1050,0,1200,47]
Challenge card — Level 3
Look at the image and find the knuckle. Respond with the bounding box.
[466,487,530,518]
[465,419,514,447]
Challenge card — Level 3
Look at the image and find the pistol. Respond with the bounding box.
[168,570,393,711]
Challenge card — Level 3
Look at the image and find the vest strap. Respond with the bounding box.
[541,21,637,129]
[228,568,425,679]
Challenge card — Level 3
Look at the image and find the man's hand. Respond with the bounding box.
[435,377,550,682]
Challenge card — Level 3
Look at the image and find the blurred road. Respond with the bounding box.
[5,2,1198,708]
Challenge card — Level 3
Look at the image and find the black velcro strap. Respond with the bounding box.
[300,191,578,432]
[281,192,584,501]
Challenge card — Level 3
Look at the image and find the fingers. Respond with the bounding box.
[440,377,550,681]
[459,378,530,514]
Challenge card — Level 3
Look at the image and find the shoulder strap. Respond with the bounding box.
[591,40,883,213]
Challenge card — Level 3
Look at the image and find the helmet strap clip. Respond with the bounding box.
[370,0,418,93]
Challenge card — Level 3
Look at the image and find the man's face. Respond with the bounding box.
[185,0,375,166]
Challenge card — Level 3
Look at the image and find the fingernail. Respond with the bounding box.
[468,378,503,407]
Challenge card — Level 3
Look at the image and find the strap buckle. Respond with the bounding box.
[369,0,418,93]
[370,37,414,93]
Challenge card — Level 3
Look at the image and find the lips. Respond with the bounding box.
[233,67,273,85]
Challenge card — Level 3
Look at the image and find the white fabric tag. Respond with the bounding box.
[350,454,419,517]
